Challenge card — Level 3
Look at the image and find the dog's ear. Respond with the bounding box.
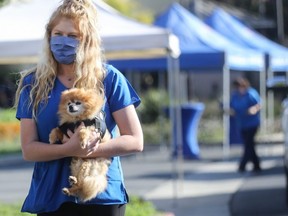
[61,89,70,97]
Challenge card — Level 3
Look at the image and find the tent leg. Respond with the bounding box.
[167,54,183,205]
[222,65,230,160]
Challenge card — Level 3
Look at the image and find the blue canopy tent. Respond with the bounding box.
[111,3,265,157]
[205,8,288,139]
[205,8,288,72]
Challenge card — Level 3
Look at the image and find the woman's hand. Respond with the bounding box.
[62,123,101,158]
[248,104,260,115]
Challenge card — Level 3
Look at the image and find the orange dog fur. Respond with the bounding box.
[49,88,111,202]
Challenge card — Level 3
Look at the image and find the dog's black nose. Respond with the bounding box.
[69,105,77,113]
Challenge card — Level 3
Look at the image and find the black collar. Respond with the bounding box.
[58,111,107,139]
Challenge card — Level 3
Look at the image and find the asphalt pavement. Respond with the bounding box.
[0,143,288,216]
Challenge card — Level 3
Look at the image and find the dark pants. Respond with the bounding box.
[37,202,126,216]
[239,126,260,171]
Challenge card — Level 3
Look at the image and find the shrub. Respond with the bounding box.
[0,122,20,141]
[0,110,19,136]
[142,119,171,145]
[138,89,169,124]
[0,109,21,154]
[198,117,223,144]
[0,108,17,122]
[138,89,171,145]
[126,196,158,216]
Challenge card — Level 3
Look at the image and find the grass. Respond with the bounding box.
[0,196,160,216]
[0,203,30,216]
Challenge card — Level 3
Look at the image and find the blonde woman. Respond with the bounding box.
[14,0,143,215]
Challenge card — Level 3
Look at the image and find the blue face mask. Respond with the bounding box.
[50,36,79,65]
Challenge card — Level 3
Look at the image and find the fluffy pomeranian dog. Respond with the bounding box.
[49,88,111,202]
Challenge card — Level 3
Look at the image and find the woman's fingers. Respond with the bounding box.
[62,123,103,157]
[67,129,74,138]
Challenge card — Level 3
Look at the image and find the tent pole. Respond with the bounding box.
[167,53,176,204]
[260,54,269,135]
[168,56,176,159]
[260,67,267,135]
[159,72,168,151]
[222,61,230,160]
[267,57,274,134]
[276,0,285,43]
[167,53,182,206]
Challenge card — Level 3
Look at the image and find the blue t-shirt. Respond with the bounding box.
[16,64,141,214]
[230,87,260,129]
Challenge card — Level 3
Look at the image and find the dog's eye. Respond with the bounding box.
[76,102,81,105]
[68,102,71,106]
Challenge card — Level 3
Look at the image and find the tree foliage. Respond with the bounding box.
[0,0,8,7]
[104,0,153,23]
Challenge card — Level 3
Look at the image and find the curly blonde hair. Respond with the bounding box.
[14,0,105,119]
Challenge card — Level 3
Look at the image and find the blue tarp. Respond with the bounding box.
[110,3,264,72]
[205,8,288,72]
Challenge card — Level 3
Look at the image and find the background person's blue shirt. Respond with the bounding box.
[16,64,140,214]
[230,87,260,130]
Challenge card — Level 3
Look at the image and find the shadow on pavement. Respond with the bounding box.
[0,156,33,170]
[150,192,232,216]
[230,165,288,216]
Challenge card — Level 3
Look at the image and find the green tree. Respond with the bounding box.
[104,0,153,23]
[0,0,8,7]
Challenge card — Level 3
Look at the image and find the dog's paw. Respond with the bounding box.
[49,133,57,144]
[62,188,70,195]
[79,129,90,149]
[49,128,63,144]
[69,176,77,185]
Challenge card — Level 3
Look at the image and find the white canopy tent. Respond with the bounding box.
[0,0,179,64]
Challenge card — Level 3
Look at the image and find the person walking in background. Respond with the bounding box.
[230,77,261,173]
[14,0,143,215]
